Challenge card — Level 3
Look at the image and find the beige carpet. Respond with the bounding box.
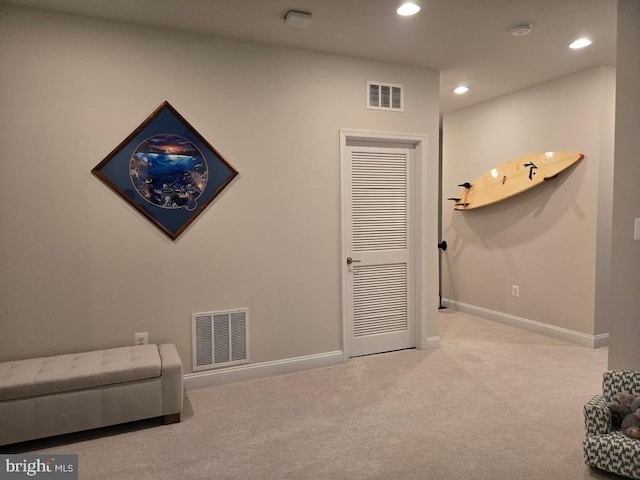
[5,311,621,479]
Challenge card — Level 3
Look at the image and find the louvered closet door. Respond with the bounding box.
[345,146,414,357]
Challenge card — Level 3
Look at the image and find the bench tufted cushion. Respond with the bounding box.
[0,345,161,401]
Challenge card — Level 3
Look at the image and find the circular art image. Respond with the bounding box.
[130,134,208,210]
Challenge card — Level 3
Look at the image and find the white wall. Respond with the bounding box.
[608,0,640,369]
[441,66,615,342]
[0,7,440,370]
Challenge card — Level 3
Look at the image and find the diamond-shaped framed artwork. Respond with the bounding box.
[92,101,238,240]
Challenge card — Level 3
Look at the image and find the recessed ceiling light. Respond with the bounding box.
[453,86,469,95]
[569,38,592,49]
[397,2,421,16]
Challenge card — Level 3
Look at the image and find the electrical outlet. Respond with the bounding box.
[512,285,520,297]
[134,332,148,345]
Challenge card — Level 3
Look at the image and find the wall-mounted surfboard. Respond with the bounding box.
[448,151,584,211]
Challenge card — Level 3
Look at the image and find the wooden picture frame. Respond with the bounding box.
[92,101,238,240]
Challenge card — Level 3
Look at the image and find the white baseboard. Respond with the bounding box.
[441,299,609,348]
[183,350,345,390]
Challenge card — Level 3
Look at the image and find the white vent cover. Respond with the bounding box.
[367,81,404,111]
[192,308,248,371]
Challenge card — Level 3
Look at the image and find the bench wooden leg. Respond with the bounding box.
[163,413,181,425]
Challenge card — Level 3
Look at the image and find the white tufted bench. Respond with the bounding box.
[0,344,183,446]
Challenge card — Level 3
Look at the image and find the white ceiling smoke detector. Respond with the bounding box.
[510,22,533,37]
[284,10,312,28]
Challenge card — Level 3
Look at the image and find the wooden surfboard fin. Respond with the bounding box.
[456,182,472,210]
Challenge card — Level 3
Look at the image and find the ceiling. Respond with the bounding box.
[1,0,617,113]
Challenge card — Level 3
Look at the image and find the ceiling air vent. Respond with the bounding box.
[367,81,404,112]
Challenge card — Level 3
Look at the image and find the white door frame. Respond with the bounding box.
[340,129,441,360]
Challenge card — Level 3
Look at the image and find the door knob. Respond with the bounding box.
[346,257,361,265]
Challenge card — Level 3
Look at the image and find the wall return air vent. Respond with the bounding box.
[192,308,248,371]
[367,81,404,112]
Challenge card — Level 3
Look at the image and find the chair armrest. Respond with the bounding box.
[584,394,612,437]
[159,343,183,417]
